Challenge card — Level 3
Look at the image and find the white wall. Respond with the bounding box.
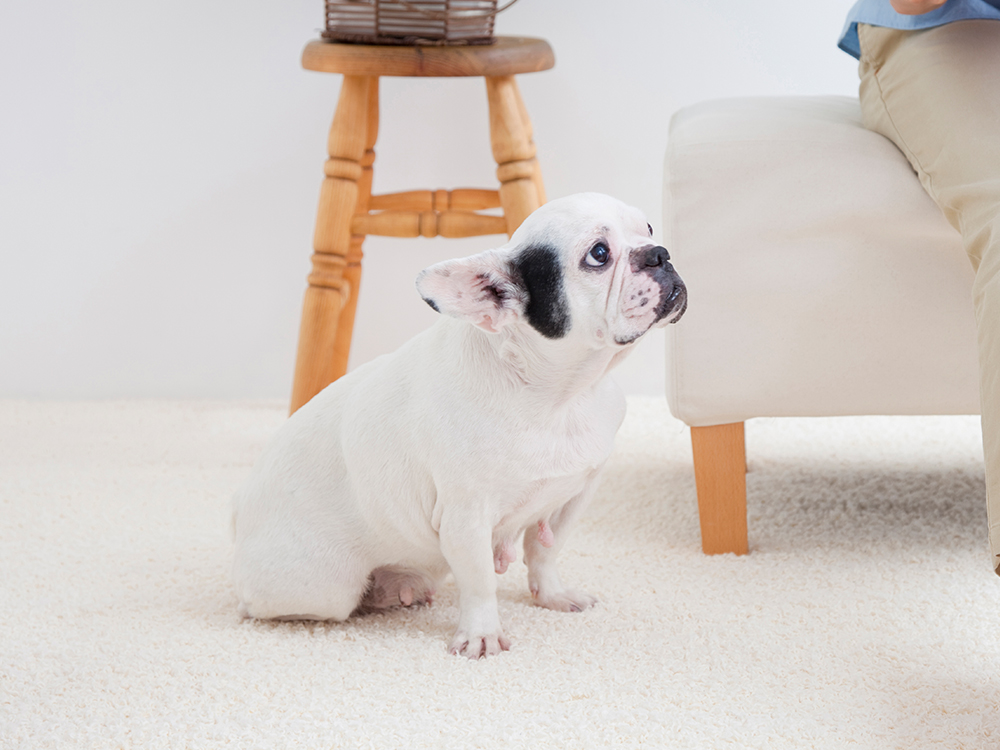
[0,0,859,400]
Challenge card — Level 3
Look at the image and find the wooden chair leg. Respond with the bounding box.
[690,422,749,555]
[486,75,543,235]
[290,75,375,414]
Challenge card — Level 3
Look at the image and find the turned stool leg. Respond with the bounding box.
[291,75,375,414]
[690,422,749,555]
[330,77,379,386]
[511,79,547,205]
[486,75,545,235]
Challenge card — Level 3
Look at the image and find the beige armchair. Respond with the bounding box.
[663,96,980,555]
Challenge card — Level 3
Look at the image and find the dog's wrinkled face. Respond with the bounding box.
[416,193,687,347]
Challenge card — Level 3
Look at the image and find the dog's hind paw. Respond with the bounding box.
[356,567,435,612]
[530,586,597,613]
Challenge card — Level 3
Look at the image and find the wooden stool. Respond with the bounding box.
[290,36,555,413]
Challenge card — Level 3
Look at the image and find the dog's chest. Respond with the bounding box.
[498,471,595,528]
[489,394,622,526]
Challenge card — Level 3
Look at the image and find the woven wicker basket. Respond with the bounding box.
[322,0,517,46]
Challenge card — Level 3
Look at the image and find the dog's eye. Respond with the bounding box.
[586,244,610,267]
[647,223,653,237]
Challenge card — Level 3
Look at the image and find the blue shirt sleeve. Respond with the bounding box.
[839,0,1000,59]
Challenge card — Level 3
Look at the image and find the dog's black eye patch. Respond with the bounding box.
[647,223,653,237]
[512,245,570,339]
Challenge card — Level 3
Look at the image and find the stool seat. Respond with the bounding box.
[302,36,554,78]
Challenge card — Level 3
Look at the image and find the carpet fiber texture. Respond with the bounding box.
[2,397,999,749]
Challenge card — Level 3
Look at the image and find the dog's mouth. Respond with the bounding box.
[660,283,687,325]
[646,277,687,331]
[613,332,644,346]
[612,275,686,346]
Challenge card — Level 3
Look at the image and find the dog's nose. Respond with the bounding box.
[643,246,670,268]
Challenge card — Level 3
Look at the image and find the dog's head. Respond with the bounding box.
[416,193,686,348]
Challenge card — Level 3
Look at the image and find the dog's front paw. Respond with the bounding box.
[449,629,511,659]
[530,586,597,613]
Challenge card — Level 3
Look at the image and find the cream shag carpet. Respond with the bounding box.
[2,398,999,749]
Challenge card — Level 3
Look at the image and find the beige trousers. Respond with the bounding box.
[858,21,1000,574]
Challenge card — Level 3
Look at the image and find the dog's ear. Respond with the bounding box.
[415,249,527,334]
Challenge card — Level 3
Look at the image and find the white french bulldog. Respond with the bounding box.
[231,193,686,658]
